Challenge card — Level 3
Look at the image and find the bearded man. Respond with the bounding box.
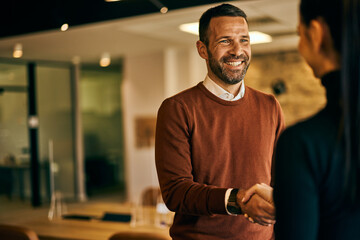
[155,4,285,240]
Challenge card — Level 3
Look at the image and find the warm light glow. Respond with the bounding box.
[179,23,198,35]
[179,22,272,45]
[28,116,39,128]
[249,31,272,45]
[72,56,81,65]
[160,7,168,14]
[61,23,69,32]
[105,0,122,2]
[13,43,23,58]
[100,52,111,67]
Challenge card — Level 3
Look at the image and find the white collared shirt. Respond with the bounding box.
[202,75,245,215]
[202,75,245,101]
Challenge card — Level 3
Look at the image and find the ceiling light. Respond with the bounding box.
[100,52,111,67]
[149,0,168,14]
[13,43,23,58]
[61,23,69,32]
[160,7,168,14]
[105,0,122,2]
[249,31,272,45]
[179,23,198,35]
[179,22,272,45]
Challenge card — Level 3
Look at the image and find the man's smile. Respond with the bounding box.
[225,61,244,66]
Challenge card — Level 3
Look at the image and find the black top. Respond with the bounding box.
[274,71,360,239]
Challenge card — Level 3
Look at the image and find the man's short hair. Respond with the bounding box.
[199,4,248,46]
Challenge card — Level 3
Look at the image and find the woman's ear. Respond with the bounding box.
[308,18,325,54]
[196,40,208,60]
[309,17,333,54]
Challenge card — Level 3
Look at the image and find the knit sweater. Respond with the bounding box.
[155,82,285,240]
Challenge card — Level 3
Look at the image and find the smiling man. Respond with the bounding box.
[155,4,285,240]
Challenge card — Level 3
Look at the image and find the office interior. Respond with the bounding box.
[0,0,326,213]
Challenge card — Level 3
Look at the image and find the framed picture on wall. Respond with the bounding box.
[135,116,156,148]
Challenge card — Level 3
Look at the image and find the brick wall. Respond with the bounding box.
[246,51,326,127]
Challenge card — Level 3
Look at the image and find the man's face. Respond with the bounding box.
[205,16,251,85]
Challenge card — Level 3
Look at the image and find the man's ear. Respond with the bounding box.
[196,40,208,60]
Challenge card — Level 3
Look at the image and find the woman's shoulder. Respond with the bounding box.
[276,109,339,164]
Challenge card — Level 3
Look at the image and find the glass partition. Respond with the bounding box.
[36,65,75,200]
[81,65,125,199]
[0,63,30,200]
[0,62,76,206]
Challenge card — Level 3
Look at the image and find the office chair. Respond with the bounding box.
[141,187,161,206]
[0,224,39,240]
[109,231,170,240]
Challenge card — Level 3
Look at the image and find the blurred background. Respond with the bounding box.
[0,0,325,210]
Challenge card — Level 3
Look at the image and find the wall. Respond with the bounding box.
[122,48,207,202]
[122,47,326,202]
[122,51,165,203]
[246,51,326,126]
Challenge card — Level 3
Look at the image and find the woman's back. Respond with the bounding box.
[273,0,360,235]
[274,75,360,238]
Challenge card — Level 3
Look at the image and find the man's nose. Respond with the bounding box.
[229,42,242,56]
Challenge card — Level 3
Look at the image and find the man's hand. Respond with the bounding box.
[237,184,275,226]
[242,183,273,203]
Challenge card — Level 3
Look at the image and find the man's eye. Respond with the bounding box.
[241,39,249,43]
[219,39,230,44]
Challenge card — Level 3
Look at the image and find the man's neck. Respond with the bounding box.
[208,73,242,96]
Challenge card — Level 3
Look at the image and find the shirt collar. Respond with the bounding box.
[202,75,245,101]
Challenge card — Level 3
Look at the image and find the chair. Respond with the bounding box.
[141,187,161,206]
[109,231,170,240]
[0,224,39,240]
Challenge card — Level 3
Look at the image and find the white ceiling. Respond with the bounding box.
[0,0,299,65]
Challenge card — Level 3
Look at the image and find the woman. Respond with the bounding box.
[273,0,360,239]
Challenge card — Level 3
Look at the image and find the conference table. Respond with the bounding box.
[0,201,171,240]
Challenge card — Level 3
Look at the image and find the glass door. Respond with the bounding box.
[0,63,30,201]
[36,64,75,200]
[0,62,77,208]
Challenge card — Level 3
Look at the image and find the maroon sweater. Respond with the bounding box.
[155,82,285,240]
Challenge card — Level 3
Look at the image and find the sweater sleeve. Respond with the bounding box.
[155,98,228,216]
[273,128,319,240]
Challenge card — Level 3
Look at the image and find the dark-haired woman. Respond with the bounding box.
[273,0,360,239]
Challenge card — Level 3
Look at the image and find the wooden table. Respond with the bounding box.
[0,202,171,240]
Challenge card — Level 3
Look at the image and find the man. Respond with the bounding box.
[155,4,285,240]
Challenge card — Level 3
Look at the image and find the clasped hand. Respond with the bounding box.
[237,183,275,226]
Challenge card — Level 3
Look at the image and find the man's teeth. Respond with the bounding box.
[227,61,242,66]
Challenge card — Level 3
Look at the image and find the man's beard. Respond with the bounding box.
[208,51,250,85]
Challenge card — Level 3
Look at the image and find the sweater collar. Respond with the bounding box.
[202,75,245,101]
[321,70,341,108]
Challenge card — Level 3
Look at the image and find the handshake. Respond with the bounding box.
[236,183,275,226]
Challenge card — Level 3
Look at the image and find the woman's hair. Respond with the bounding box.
[301,0,360,205]
[198,4,247,46]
